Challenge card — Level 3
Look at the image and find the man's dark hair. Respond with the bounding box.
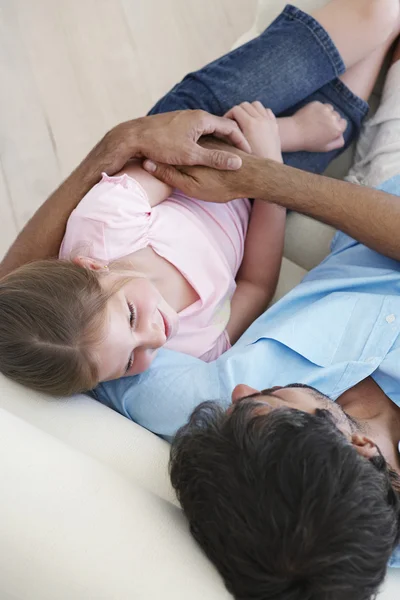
[170,401,400,600]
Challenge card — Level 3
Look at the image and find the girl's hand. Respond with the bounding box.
[224,102,283,163]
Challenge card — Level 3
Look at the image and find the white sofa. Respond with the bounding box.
[0,1,399,598]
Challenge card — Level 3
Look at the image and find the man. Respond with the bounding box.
[2,2,400,598]
[95,9,400,597]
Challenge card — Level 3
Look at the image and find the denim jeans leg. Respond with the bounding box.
[147,5,368,174]
[149,5,345,116]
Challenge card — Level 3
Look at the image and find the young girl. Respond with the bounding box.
[0,99,346,395]
[2,0,393,396]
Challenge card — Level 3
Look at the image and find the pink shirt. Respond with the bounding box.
[59,173,250,361]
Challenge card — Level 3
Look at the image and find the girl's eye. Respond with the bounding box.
[128,302,137,329]
[126,352,134,374]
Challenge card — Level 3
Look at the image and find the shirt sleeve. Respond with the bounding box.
[59,173,152,262]
[199,330,232,362]
[93,349,230,442]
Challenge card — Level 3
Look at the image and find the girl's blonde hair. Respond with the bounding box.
[0,259,112,396]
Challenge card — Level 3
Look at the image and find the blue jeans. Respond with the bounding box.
[148,4,369,174]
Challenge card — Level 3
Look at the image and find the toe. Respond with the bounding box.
[333,110,342,121]
[324,135,345,152]
[332,112,347,133]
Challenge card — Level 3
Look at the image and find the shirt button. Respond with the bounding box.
[386,314,396,324]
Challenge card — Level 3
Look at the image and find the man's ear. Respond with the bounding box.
[72,256,105,271]
[351,433,380,460]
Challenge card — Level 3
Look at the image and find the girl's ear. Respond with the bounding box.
[72,256,107,271]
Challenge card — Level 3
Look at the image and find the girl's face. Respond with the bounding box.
[95,272,179,381]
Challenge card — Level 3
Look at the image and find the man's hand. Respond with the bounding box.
[0,113,251,278]
[91,110,251,175]
[143,137,259,202]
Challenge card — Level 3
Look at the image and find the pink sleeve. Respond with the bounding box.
[198,330,232,362]
[59,173,152,262]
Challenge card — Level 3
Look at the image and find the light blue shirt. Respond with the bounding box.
[93,175,400,567]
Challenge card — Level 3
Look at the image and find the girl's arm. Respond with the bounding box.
[227,200,286,344]
[224,103,286,344]
[115,160,172,207]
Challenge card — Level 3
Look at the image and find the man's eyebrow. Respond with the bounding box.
[240,392,265,401]
[344,411,365,433]
[231,395,275,414]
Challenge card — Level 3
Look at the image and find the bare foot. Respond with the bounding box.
[278,101,348,153]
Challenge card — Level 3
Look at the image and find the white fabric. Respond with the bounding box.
[346,61,400,188]
[0,1,399,598]
[0,376,175,505]
[0,407,229,600]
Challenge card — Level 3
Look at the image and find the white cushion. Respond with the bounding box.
[0,2,399,599]
[0,376,175,505]
[0,406,230,600]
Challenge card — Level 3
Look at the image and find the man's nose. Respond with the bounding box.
[231,384,260,404]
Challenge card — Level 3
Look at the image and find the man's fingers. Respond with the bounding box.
[207,115,251,154]
[223,107,246,122]
[223,108,234,120]
[196,147,242,170]
[143,160,190,187]
[219,123,251,154]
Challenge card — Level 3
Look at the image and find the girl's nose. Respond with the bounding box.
[138,320,166,349]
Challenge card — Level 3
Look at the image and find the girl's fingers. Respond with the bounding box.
[240,102,259,117]
[252,101,269,116]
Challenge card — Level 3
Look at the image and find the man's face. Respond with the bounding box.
[231,383,357,438]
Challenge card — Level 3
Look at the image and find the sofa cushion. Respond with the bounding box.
[0,407,230,600]
[0,375,175,504]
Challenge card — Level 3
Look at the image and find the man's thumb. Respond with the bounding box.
[143,160,186,187]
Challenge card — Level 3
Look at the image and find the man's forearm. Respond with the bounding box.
[245,158,400,261]
[0,157,104,278]
[150,139,400,260]
[0,117,144,278]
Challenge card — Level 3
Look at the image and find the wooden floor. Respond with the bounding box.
[0,0,256,259]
